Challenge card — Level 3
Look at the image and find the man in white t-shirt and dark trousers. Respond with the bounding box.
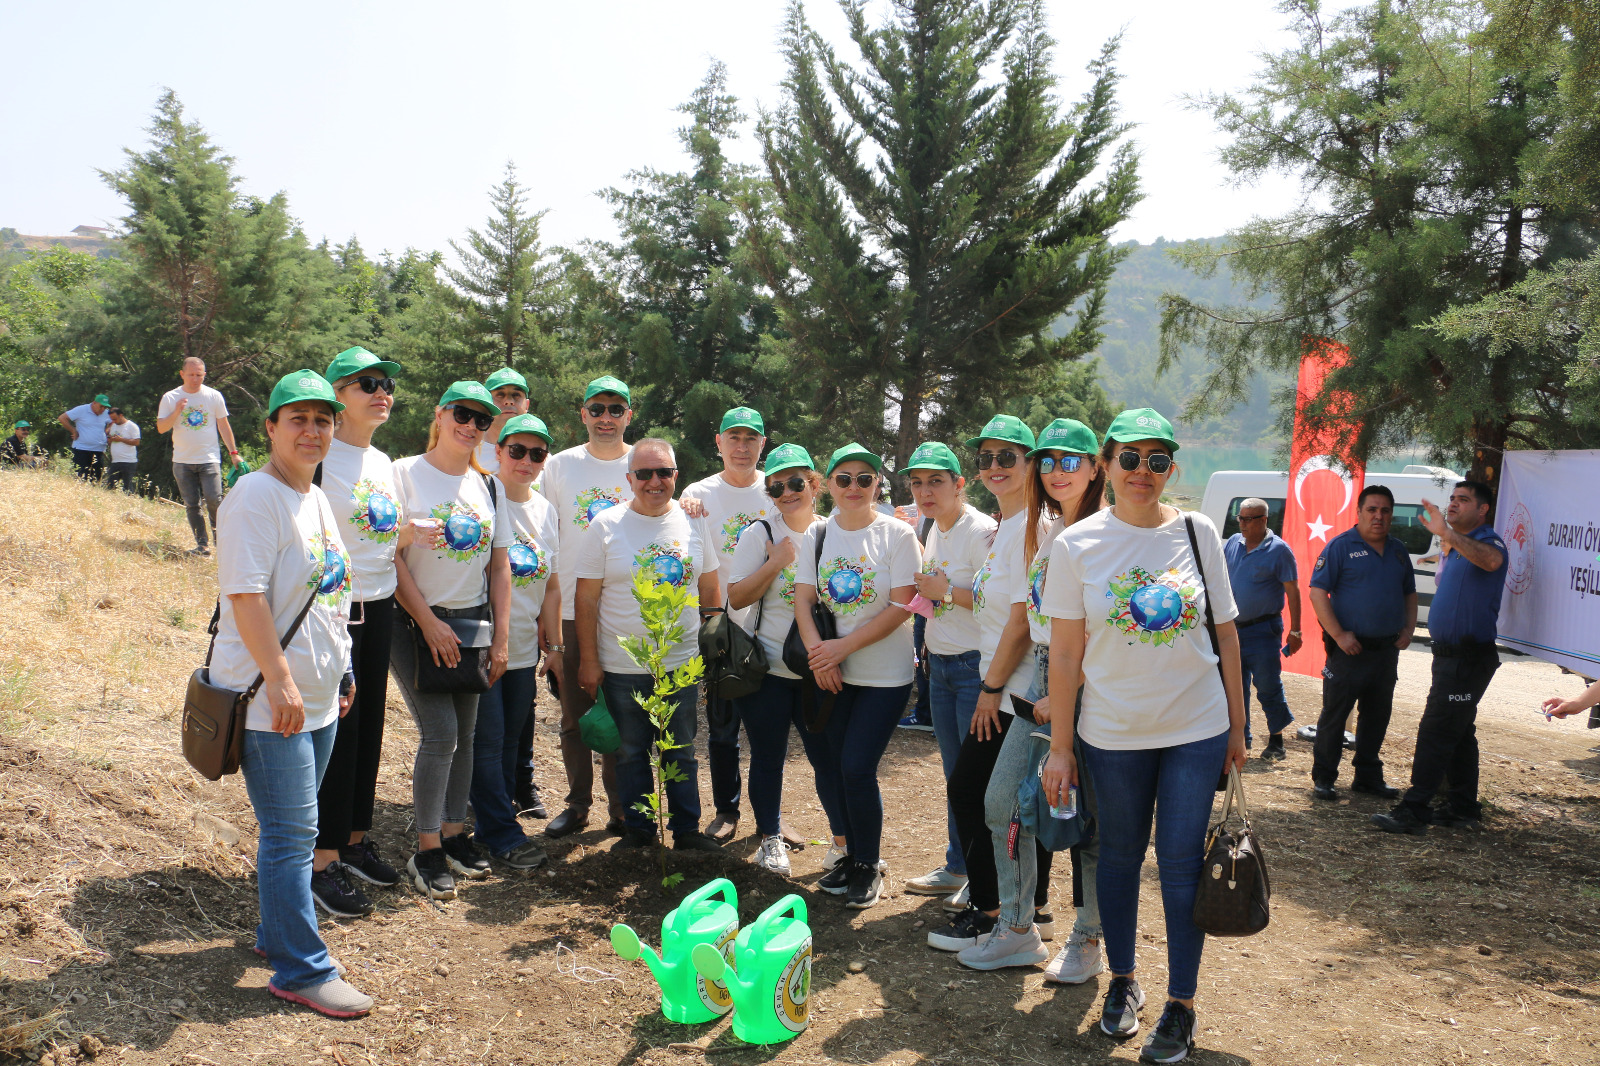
[57,393,113,483]
[680,406,799,844]
[537,375,636,837]
[105,407,141,493]
[575,437,724,851]
[476,368,531,476]
[157,357,240,556]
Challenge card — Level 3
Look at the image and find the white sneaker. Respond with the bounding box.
[753,835,792,876]
[822,843,848,870]
[942,882,970,912]
[905,867,968,895]
[1042,929,1105,985]
[956,924,1048,971]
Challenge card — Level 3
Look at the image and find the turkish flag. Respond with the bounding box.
[1281,339,1365,678]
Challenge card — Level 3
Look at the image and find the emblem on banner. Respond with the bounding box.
[1504,501,1535,596]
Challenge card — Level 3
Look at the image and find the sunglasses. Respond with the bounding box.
[1038,455,1086,474]
[501,443,548,462]
[340,376,395,395]
[631,466,677,482]
[586,402,629,418]
[766,476,808,498]
[444,404,494,432]
[833,472,877,489]
[1237,513,1269,523]
[1116,450,1174,474]
[976,450,1022,470]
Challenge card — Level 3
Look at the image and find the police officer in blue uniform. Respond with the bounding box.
[1308,485,1417,801]
[1223,497,1303,760]
[1372,481,1506,834]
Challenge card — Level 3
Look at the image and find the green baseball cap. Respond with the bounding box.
[93,394,111,406]
[14,420,30,429]
[1027,418,1100,457]
[719,406,765,435]
[964,413,1036,451]
[485,367,529,393]
[324,345,400,384]
[268,369,344,416]
[903,441,962,475]
[583,375,631,405]
[498,413,553,445]
[1105,407,1180,452]
[763,443,815,474]
[825,441,883,475]
[438,380,497,412]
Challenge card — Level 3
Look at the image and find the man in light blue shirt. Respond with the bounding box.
[1222,498,1302,760]
[57,393,112,483]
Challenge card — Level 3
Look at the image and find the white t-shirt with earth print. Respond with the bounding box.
[972,510,1041,699]
[681,471,774,626]
[493,476,560,671]
[796,513,921,688]
[538,444,634,620]
[319,437,401,603]
[922,504,995,656]
[729,514,825,681]
[1017,515,1067,646]
[392,455,513,610]
[158,385,230,465]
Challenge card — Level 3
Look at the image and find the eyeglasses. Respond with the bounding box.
[1115,450,1173,474]
[340,376,395,395]
[501,443,548,462]
[444,404,494,432]
[766,476,808,498]
[833,472,877,489]
[1038,455,1085,474]
[586,402,629,418]
[631,466,677,482]
[976,451,1022,470]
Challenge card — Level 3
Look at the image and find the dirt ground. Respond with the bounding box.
[2,469,1599,1065]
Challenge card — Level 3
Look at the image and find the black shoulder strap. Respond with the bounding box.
[1184,515,1222,665]
[312,462,322,488]
[750,519,778,634]
[917,514,934,547]
[483,473,498,511]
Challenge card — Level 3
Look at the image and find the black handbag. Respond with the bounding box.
[782,523,837,731]
[408,474,498,695]
[1193,765,1272,936]
[699,521,773,701]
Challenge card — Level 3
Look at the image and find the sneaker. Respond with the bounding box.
[956,924,1048,970]
[310,863,373,918]
[822,843,848,870]
[754,835,792,875]
[845,859,884,909]
[186,546,211,557]
[674,831,725,853]
[1043,929,1105,985]
[253,946,346,977]
[1140,1001,1196,1063]
[1370,806,1429,836]
[441,833,491,880]
[819,857,853,895]
[1034,909,1055,942]
[268,977,373,1019]
[905,867,967,896]
[1099,974,1146,1038]
[897,715,934,732]
[943,883,971,912]
[1260,736,1287,762]
[927,907,996,952]
[407,848,455,901]
[516,782,548,820]
[493,839,549,870]
[339,838,400,887]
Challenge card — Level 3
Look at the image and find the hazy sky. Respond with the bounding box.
[2,0,1306,256]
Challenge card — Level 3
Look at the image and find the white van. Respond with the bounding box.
[1198,465,1460,628]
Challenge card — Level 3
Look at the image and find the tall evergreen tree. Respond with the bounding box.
[1159,0,1600,485]
[748,0,1139,470]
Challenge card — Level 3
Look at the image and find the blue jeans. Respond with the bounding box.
[929,649,981,874]
[816,683,912,867]
[607,673,702,835]
[1237,618,1294,745]
[470,666,537,854]
[911,615,931,723]
[241,723,338,992]
[1081,729,1229,1001]
[734,673,839,838]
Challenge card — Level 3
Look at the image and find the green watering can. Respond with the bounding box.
[691,894,812,1045]
[610,878,739,1023]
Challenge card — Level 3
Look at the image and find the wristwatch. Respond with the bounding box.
[942,583,954,606]
[979,680,1005,695]
[1288,630,1302,637]
[549,643,566,653]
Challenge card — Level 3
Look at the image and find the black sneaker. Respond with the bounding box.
[927,906,997,951]
[493,839,549,870]
[818,856,853,895]
[1140,1000,1196,1063]
[310,863,374,918]
[407,848,456,901]
[339,838,400,887]
[845,859,884,909]
[516,782,548,820]
[1260,735,1286,762]
[1370,806,1429,836]
[1100,974,1145,1039]
[673,831,724,853]
[441,833,491,880]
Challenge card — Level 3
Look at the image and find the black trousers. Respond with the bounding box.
[1312,641,1400,786]
[949,717,1051,914]
[71,448,104,482]
[315,595,395,850]
[1401,651,1500,819]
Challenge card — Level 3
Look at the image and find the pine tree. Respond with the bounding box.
[747,0,1139,470]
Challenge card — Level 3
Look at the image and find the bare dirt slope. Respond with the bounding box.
[2,467,1598,1066]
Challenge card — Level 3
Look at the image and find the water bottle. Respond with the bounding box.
[1048,784,1078,820]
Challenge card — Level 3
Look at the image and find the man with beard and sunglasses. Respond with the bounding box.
[536,375,634,838]
[476,368,531,475]
[680,407,794,845]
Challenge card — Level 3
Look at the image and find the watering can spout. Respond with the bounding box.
[691,940,746,991]
[610,924,672,980]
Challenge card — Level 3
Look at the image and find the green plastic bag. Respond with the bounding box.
[579,688,620,754]
[225,456,253,489]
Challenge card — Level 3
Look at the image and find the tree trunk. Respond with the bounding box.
[892,380,924,504]
[1468,415,1508,492]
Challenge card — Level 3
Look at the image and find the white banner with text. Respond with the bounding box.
[1496,449,1600,675]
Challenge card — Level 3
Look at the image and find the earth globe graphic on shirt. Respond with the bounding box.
[183,408,208,429]
[1128,583,1185,631]
[508,542,541,580]
[827,568,864,604]
[444,512,483,552]
[587,497,618,522]
[316,548,346,595]
[366,493,399,534]
[651,552,685,587]
[1105,565,1200,647]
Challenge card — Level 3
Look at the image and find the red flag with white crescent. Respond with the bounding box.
[1281,339,1365,678]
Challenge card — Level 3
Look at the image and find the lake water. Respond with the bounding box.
[1167,445,1439,500]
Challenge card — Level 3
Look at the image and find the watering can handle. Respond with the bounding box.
[748,893,808,943]
[683,876,738,912]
